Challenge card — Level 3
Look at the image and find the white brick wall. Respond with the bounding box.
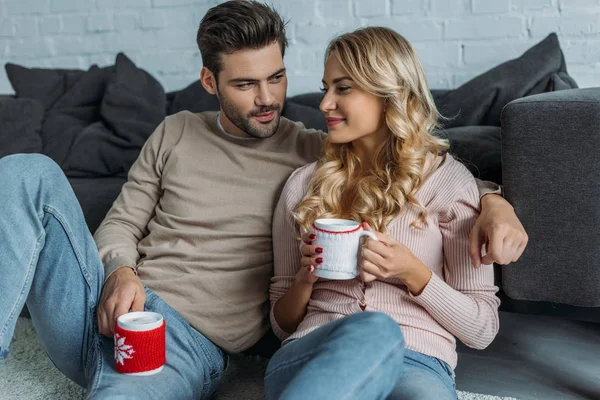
[0,0,599,95]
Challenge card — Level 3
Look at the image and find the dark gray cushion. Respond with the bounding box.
[68,176,127,233]
[435,33,577,128]
[440,126,502,184]
[5,64,87,110]
[282,101,326,132]
[0,98,44,157]
[167,79,219,115]
[501,88,600,307]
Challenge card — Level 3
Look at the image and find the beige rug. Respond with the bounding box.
[0,318,519,400]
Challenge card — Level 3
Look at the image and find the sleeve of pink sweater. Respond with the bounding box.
[269,165,312,341]
[410,176,501,350]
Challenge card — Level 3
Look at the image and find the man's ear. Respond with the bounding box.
[200,67,218,95]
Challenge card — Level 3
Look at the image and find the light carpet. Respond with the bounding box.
[0,318,519,400]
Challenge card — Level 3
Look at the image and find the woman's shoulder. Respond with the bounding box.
[280,161,319,206]
[418,152,479,213]
[428,152,477,189]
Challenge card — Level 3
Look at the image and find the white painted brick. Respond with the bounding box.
[103,30,148,52]
[7,37,54,57]
[88,13,114,32]
[62,15,86,34]
[287,73,323,96]
[53,35,104,55]
[463,41,532,66]
[424,71,453,89]
[413,42,460,67]
[0,75,13,94]
[115,13,138,31]
[0,18,14,36]
[51,0,93,13]
[160,72,202,92]
[559,0,600,9]
[152,0,202,7]
[390,0,424,15]
[363,18,442,41]
[530,15,595,37]
[102,0,150,8]
[397,19,443,41]
[472,0,510,14]
[295,22,346,45]
[88,53,115,66]
[39,55,88,69]
[13,16,38,37]
[445,16,525,39]
[40,15,61,35]
[142,9,195,29]
[137,51,199,74]
[430,0,469,18]
[285,45,320,71]
[355,0,387,18]
[511,0,553,11]
[155,28,197,49]
[6,0,49,15]
[316,0,353,20]
[567,66,600,88]
[277,0,317,24]
[563,40,600,63]
[140,11,164,29]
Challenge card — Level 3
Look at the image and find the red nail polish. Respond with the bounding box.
[310,233,316,240]
[316,257,323,264]
[316,247,323,254]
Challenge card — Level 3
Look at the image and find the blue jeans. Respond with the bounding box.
[0,154,226,399]
[264,312,457,400]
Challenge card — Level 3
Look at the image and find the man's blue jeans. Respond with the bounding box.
[264,312,457,400]
[0,154,226,399]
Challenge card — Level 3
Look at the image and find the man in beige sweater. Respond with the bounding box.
[0,1,527,399]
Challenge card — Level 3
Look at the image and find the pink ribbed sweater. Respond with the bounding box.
[269,154,501,369]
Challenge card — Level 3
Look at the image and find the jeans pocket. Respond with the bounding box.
[434,358,456,388]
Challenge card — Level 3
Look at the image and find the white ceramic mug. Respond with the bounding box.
[312,218,378,280]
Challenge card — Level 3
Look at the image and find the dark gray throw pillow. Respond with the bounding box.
[62,53,166,177]
[167,79,220,115]
[4,64,86,110]
[0,97,44,158]
[435,33,577,128]
[439,126,502,184]
[282,101,326,132]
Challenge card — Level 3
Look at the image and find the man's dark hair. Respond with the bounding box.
[196,0,288,80]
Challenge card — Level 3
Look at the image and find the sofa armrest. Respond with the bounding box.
[500,88,600,307]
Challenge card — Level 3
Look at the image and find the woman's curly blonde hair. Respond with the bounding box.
[295,27,449,233]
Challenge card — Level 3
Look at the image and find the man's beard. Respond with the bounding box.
[219,92,282,139]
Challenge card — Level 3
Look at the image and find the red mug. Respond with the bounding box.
[114,312,166,375]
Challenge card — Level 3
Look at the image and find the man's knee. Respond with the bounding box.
[0,154,66,189]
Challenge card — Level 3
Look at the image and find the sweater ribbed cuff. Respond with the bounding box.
[104,256,137,282]
[475,179,503,199]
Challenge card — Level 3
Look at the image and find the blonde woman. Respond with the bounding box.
[265,27,501,400]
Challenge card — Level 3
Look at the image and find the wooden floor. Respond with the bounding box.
[455,311,600,400]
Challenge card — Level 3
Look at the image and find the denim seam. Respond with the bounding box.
[43,205,94,302]
[404,354,456,393]
[341,337,405,400]
[264,353,315,381]
[0,230,43,346]
[86,335,105,398]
